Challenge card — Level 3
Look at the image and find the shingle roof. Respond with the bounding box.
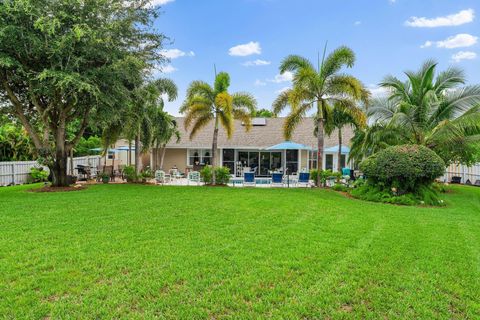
[167,117,354,149]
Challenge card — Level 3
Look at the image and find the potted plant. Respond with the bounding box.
[100,172,110,184]
[123,165,136,183]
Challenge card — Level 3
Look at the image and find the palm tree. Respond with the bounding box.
[101,78,177,177]
[273,46,368,185]
[181,72,257,185]
[150,109,180,170]
[354,60,480,165]
[324,105,366,172]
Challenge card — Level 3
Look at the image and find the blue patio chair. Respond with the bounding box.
[298,172,310,187]
[243,172,255,187]
[271,172,284,187]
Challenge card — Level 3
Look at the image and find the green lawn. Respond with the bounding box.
[1,184,480,319]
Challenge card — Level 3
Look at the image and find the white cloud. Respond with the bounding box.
[437,34,478,49]
[389,0,396,4]
[254,79,267,86]
[276,87,291,94]
[421,34,478,49]
[405,9,474,28]
[150,0,175,6]
[228,41,261,56]
[269,71,293,83]
[420,41,433,48]
[451,51,477,63]
[161,49,195,59]
[354,21,362,26]
[161,65,177,73]
[368,85,390,98]
[242,59,271,67]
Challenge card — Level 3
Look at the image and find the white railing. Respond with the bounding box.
[0,156,101,186]
[440,163,480,184]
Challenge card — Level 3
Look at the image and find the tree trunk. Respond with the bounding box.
[51,121,69,187]
[160,144,167,170]
[316,110,325,187]
[69,148,74,176]
[337,127,342,173]
[128,140,132,166]
[134,132,140,180]
[211,115,219,185]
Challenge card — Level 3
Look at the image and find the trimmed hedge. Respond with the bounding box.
[360,145,445,194]
[200,166,231,185]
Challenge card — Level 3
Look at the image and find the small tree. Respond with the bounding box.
[0,0,167,186]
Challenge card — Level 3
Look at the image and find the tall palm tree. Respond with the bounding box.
[324,104,366,172]
[354,60,480,165]
[102,78,177,177]
[150,109,180,170]
[273,46,368,185]
[181,72,257,185]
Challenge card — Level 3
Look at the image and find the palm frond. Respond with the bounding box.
[272,90,291,116]
[279,55,315,74]
[189,114,213,140]
[283,102,312,140]
[321,46,355,78]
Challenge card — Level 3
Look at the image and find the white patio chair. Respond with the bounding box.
[187,171,201,185]
[155,170,171,185]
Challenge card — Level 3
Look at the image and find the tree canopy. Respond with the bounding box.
[0,0,167,186]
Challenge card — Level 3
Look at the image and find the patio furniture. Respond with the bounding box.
[474,180,480,187]
[155,170,171,185]
[297,172,310,187]
[450,176,462,184]
[271,172,284,187]
[75,164,91,181]
[243,172,255,186]
[187,171,201,185]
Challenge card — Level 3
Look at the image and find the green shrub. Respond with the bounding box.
[310,169,341,186]
[200,166,231,185]
[140,167,154,180]
[360,145,445,194]
[123,165,136,182]
[332,183,348,192]
[28,167,48,183]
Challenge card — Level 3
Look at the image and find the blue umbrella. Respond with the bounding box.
[115,146,135,151]
[89,148,117,152]
[324,145,350,154]
[266,141,313,150]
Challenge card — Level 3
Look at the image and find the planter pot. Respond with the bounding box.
[102,177,110,184]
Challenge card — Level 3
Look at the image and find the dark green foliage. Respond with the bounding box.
[350,183,445,206]
[310,169,341,186]
[360,145,445,194]
[0,121,35,161]
[252,108,274,118]
[27,167,48,183]
[74,136,101,157]
[200,166,231,185]
[123,165,136,182]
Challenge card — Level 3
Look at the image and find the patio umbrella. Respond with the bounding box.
[323,145,350,154]
[265,141,312,150]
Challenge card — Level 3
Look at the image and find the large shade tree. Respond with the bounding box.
[273,46,368,185]
[0,0,166,186]
[351,60,480,165]
[181,72,257,185]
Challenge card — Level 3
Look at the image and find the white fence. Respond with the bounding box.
[0,156,101,186]
[440,163,480,184]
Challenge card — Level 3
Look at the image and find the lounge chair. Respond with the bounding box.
[243,172,255,187]
[450,176,462,184]
[155,170,170,185]
[297,172,310,187]
[474,180,480,187]
[187,171,201,185]
[271,172,284,187]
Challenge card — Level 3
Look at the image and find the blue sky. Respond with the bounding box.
[152,0,480,115]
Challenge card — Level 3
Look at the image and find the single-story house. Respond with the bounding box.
[150,117,355,176]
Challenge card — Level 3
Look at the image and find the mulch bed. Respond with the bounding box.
[28,185,87,193]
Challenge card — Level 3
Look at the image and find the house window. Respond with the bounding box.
[107,151,115,160]
[286,149,299,174]
[309,151,318,170]
[340,154,347,169]
[222,149,235,174]
[188,149,212,166]
[326,154,333,170]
